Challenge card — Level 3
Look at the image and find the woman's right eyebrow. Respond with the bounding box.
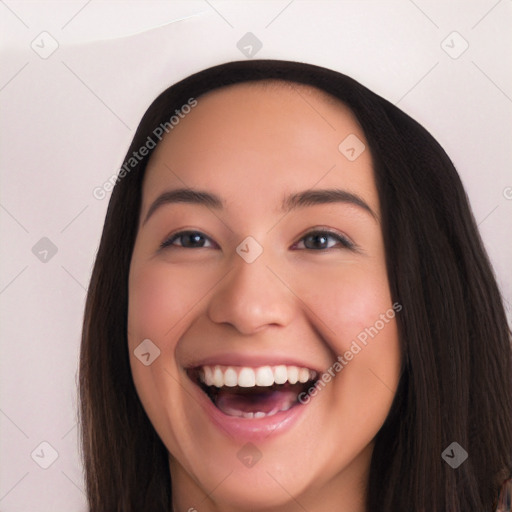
[142,186,378,226]
[143,188,224,225]
[280,188,378,221]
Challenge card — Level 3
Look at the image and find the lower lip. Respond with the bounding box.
[189,377,311,442]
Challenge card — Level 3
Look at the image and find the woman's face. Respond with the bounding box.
[128,82,402,512]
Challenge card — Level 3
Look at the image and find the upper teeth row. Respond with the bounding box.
[199,365,317,388]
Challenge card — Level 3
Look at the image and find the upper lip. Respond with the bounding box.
[184,353,324,373]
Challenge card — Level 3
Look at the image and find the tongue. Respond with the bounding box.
[215,387,299,417]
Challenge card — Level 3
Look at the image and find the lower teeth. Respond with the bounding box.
[221,403,294,419]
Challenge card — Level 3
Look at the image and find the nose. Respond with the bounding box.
[206,254,295,335]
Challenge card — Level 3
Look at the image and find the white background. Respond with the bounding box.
[1,1,511,510]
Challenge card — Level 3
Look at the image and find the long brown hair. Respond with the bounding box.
[79,59,512,511]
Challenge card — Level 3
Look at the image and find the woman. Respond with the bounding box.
[79,59,512,511]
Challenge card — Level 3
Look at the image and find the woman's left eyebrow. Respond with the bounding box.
[143,187,378,226]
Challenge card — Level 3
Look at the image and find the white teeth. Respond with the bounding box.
[224,367,238,387]
[213,366,224,387]
[219,407,281,419]
[198,364,317,388]
[298,368,310,383]
[287,366,299,385]
[204,366,213,385]
[238,367,256,387]
[273,365,288,384]
[255,366,274,386]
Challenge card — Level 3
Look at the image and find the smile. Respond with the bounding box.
[189,364,319,419]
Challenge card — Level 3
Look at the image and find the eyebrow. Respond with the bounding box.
[143,187,378,225]
[143,189,223,225]
[282,188,378,220]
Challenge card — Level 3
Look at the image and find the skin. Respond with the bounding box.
[127,82,402,512]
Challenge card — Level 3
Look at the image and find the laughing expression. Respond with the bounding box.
[127,82,402,512]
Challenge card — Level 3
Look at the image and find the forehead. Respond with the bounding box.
[142,81,378,217]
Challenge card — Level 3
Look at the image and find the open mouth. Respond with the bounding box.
[188,365,319,419]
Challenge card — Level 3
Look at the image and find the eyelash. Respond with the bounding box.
[159,229,356,251]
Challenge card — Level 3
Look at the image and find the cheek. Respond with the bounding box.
[315,263,401,450]
[293,257,394,341]
[127,260,202,407]
[294,256,401,403]
[127,260,209,345]
[127,260,212,455]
